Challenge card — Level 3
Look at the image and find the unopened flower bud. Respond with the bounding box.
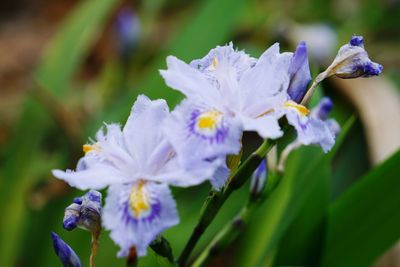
[250,159,267,196]
[328,35,383,79]
[51,232,82,267]
[287,42,312,103]
[115,8,141,58]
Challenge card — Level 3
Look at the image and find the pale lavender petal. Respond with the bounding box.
[286,110,335,153]
[52,165,128,190]
[209,159,230,190]
[160,56,222,107]
[190,42,256,80]
[239,43,290,117]
[123,95,170,170]
[153,156,218,187]
[240,115,283,139]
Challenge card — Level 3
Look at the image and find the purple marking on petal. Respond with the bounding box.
[63,216,79,231]
[121,201,162,226]
[363,62,383,76]
[87,190,102,204]
[187,109,230,145]
[350,35,364,47]
[316,97,333,120]
[73,197,82,205]
[297,115,308,131]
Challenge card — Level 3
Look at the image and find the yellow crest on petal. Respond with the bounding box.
[284,101,310,116]
[82,143,100,154]
[197,110,222,130]
[129,181,150,218]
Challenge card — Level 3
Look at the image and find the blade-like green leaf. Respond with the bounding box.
[274,115,355,266]
[36,0,120,96]
[321,149,400,267]
[237,146,330,267]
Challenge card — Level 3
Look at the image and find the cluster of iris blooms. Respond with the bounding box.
[51,36,382,267]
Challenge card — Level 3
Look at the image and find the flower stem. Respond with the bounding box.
[177,138,278,267]
[300,71,328,106]
[89,231,100,267]
[190,173,283,267]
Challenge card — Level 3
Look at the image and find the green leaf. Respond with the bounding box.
[321,149,400,267]
[237,146,330,267]
[274,163,329,266]
[274,115,355,266]
[36,0,120,96]
[154,254,176,267]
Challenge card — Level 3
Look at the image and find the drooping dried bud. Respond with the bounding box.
[328,35,383,79]
[63,190,102,234]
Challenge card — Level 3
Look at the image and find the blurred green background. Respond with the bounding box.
[0,0,399,266]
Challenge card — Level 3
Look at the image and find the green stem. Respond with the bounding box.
[191,173,283,267]
[177,139,277,267]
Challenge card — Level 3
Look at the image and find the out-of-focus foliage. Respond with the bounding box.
[0,0,399,267]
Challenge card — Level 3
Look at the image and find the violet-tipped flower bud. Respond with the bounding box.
[287,41,312,103]
[250,159,267,197]
[115,8,141,58]
[63,190,102,234]
[328,35,383,79]
[51,232,82,267]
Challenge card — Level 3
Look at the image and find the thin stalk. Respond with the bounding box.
[177,138,277,267]
[300,71,328,106]
[89,231,100,267]
[191,173,283,267]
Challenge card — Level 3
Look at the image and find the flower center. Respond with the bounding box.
[129,181,150,218]
[197,110,222,130]
[284,101,310,116]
